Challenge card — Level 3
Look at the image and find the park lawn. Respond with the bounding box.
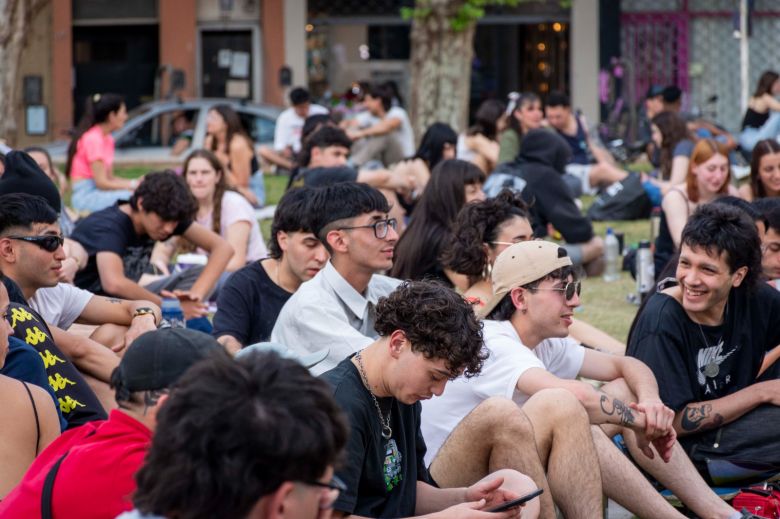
[115,167,648,343]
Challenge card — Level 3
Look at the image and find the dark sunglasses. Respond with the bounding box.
[7,235,65,252]
[533,280,581,301]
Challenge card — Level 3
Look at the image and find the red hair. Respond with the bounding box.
[686,139,730,203]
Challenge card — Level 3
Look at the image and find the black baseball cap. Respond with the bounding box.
[111,328,221,398]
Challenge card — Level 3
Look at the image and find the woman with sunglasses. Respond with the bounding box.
[390,159,485,288]
[442,189,625,355]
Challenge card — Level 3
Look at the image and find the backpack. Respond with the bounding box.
[587,172,651,221]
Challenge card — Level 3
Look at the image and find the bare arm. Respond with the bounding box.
[49,325,120,383]
[150,238,176,276]
[96,251,163,306]
[228,137,254,188]
[76,295,160,351]
[217,335,243,355]
[579,351,661,404]
[673,380,780,436]
[661,188,690,249]
[179,222,234,300]
[668,156,690,186]
[351,116,402,139]
[224,221,252,271]
[568,318,626,355]
[90,160,136,191]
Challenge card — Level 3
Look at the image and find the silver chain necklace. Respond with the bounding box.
[697,303,726,379]
[355,351,392,439]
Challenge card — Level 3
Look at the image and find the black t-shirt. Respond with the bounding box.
[212,259,292,345]
[627,283,780,411]
[321,357,432,518]
[70,202,190,294]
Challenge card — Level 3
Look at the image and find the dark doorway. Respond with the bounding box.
[72,25,159,124]
[201,30,253,100]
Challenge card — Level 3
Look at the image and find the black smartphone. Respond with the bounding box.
[486,488,544,513]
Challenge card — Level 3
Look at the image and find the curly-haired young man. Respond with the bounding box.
[70,171,234,319]
[322,280,604,519]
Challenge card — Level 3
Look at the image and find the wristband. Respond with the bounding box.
[132,307,158,326]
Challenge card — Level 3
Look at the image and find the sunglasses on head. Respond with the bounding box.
[7,235,65,252]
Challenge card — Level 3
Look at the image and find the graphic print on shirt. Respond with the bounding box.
[696,338,738,395]
[383,438,403,492]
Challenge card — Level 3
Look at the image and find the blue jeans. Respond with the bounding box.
[71,179,133,213]
[739,111,780,152]
[249,171,266,208]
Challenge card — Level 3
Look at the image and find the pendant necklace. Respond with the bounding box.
[698,304,726,379]
[355,351,393,439]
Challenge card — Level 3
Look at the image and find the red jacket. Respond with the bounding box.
[0,410,151,519]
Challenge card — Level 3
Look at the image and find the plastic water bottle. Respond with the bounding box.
[650,207,662,242]
[161,298,185,328]
[603,227,620,282]
[636,240,654,303]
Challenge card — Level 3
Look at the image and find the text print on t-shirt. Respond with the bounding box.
[696,339,739,396]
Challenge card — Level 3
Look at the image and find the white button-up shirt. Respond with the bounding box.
[271,261,401,375]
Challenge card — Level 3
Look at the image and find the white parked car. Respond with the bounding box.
[44,98,281,166]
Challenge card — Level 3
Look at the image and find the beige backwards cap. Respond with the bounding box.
[477,240,573,319]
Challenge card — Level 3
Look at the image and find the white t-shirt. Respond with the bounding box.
[421,319,585,466]
[29,283,94,330]
[386,106,415,157]
[196,190,268,262]
[273,104,329,152]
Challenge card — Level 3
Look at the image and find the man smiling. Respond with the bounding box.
[629,203,780,488]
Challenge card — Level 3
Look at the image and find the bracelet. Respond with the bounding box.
[132,307,158,326]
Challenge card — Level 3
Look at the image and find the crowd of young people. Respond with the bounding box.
[0,77,779,519]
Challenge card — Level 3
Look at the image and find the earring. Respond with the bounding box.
[482,257,493,281]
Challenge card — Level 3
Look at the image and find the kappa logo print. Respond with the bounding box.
[24,326,49,346]
[10,307,34,328]
[39,349,66,369]
[59,395,86,414]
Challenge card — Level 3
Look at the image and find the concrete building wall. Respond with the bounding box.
[571,0,600,124]
[14,3,55,147]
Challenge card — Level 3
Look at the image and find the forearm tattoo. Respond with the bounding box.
[680,404,724,432]
[599,394,636,427]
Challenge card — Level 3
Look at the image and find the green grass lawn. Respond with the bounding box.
[116,167,648,343]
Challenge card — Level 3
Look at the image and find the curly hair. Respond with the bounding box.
[486,265,578,321]
[129,171,198,223]
[374,280,486,377]
[441,188,530,283]
[681,203,763,290]
[133,351,348,518]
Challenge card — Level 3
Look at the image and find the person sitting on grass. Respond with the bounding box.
[69,171,234,320]
[427,239,746,519]
[150,149,267,276]
[441,188,625,355]
[213,187,328,353]
[322,280,546,519]
[629,203,780,489]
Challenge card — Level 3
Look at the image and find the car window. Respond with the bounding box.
[116,108,199,151]
[236,111,275,144]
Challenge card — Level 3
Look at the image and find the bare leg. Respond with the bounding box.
[592,426,687,518]
[521,389,604,518]
[601,380,737,519]
[588,162,627,189]
[429,396,557,519]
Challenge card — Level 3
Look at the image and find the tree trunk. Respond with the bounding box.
[409,0,476,142]
[0,0,48,147]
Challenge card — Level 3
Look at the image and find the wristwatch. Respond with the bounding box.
[132,307,158,326]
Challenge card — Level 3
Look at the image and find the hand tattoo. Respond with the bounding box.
[680,403,723,432]
[600,394,636,427]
